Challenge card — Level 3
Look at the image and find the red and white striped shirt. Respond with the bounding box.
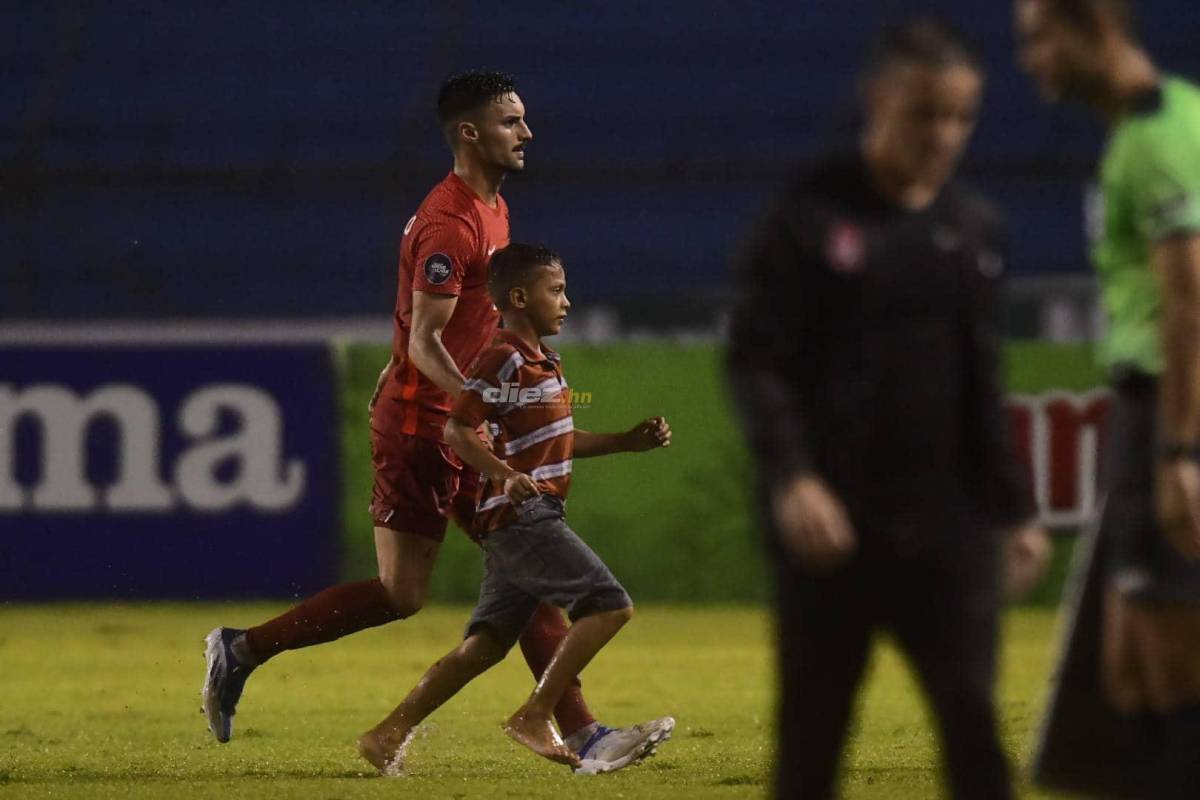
[450,330,573,535]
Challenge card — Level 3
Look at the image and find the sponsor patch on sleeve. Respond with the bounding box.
[423,253,454,285]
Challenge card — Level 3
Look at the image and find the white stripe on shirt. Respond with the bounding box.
[530,460,573,481]
[496,350,526,383]
[504,416,575,456]
[462,377,496,395]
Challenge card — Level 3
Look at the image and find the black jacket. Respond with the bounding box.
[728,155,1033,540]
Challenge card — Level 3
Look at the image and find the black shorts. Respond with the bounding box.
[1100,372,1200,605]
[465,495,632,650]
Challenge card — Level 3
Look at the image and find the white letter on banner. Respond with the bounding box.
[175,385,305,512]
[0,384,173,511]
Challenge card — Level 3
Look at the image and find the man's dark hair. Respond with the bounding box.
[1044,0,1136,38]
[437,71,518,132]
[862,17,984,82]
[488,243,561,310]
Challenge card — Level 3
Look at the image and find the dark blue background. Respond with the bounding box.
[3,2,1198,318]
[0,345,339,599]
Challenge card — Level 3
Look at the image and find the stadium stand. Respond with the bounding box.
[2,1,1198,322]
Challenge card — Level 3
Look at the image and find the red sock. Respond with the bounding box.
[519,602,596,737]
[244,578,403,664]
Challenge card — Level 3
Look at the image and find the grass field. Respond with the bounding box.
[0,604,1068,799]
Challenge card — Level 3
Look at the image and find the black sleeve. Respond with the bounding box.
[726,197,813,490]
[963,221,1036,529]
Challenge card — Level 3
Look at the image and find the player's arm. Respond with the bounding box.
[1152,234,1200,558]
[963,219,1038,532]
[408,291,467,397]
[574,417,671,458]
[961,217,1048,596]
[727,203,814,489]
[727,199,855,570]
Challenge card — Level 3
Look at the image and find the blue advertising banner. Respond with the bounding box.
[0,345,339,599]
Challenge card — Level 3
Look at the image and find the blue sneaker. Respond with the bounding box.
[201,627,255,743]
[571,716,675,775]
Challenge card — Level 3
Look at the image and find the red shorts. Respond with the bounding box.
[369,425,481,542]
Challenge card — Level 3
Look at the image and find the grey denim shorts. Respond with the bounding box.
[465,495,632,650]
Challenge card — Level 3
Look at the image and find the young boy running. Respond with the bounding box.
[357,242,674,774]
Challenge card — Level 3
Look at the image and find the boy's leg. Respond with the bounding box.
[358,628,509,773]
[449,471,597,738]
[518,603,596,736]
[358,546,541,773]
[505,606,633,766]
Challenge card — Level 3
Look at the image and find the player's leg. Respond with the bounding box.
[240,528,440,661]
[505,606,632,767]
[774,558,874,799]
[202,527,441,742]
[889,541,1011,800]
[201,432,453,743]
[1099,379,1200,797]
[1103,592,1200,798]
[357,627,509,774]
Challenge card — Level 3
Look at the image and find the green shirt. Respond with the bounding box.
[1093,75,1200,374]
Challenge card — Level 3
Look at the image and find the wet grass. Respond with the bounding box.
[0,603,1064,799]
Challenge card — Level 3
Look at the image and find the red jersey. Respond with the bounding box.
[450,331,574,535]
[375,172,509,441]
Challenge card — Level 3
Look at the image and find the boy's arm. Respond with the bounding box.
[445,417,539,504]
[574,416,671,458]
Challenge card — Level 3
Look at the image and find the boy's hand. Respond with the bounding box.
[502,471,540,505]
[625,416,672,452]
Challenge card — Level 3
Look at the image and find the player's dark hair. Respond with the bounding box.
[1043,0,1137,38]
[437,71,518,134]
[862,17,984,83]
[488,243,562,310]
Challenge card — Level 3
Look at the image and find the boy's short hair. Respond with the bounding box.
[488,243,562,310]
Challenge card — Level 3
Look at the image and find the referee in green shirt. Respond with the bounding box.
[1017,2,1200,796]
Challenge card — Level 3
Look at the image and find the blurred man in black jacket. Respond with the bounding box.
[728,19,1050,799]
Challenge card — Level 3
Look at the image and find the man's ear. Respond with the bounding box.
[508,286,528,309]
[458,120,479,145]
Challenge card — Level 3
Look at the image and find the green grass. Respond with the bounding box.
[337,342,1101,606]
[0,604,1072,799]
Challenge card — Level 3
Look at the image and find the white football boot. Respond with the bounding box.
[569,716,676,775]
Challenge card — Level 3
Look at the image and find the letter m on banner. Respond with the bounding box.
[1007,390,1113,529]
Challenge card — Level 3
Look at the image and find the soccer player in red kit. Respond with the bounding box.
[201,72,672,771]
